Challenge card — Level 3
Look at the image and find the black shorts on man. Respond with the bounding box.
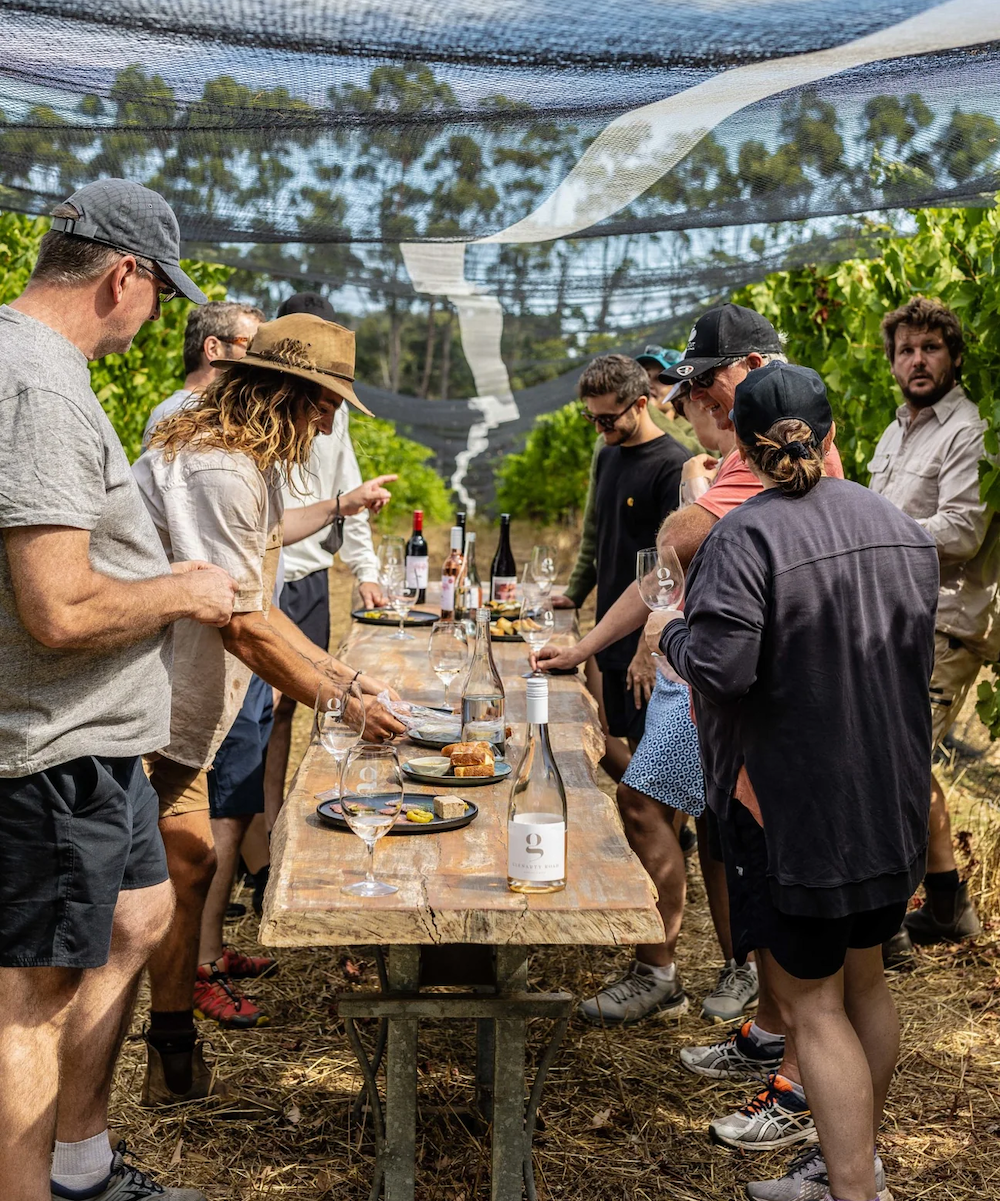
[600,668,649,741]
[0,756,167,969]
[279,567,330,653]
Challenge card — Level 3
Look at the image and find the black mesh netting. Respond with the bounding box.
[2,1,999,501]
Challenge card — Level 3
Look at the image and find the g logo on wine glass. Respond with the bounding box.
[359,764,377,795]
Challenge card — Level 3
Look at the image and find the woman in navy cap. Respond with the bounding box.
[646,362,938,1201]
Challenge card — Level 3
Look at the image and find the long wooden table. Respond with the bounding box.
[261,608,662,1200]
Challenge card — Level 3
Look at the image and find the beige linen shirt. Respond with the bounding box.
[868,385,1000,660]
[133,445,283,769]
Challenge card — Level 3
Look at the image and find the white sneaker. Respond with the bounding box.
[680,1019,784,1080]
[577,959,688,1025]
[746,1145,892,1201]
[709,1074,817,1151]
[701,959,759,1023]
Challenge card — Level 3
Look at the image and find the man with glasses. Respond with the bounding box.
[142,301,265,447]
[0,178,235,1201]
[574,353,689,765]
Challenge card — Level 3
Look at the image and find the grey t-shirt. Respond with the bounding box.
[0,305,172,777]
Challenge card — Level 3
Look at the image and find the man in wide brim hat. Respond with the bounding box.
[212,312,374,416]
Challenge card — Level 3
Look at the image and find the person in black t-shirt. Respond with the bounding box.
[578,354,690,750]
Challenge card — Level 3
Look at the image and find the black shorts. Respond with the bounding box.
[0,755,168,969]
[208,674,274,819]
[718,801,908,981]
[601,668,649,742]
[279,568,330,653]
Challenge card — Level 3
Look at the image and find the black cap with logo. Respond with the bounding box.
[660,303,783,383]
[732,361,833,447]
[51,178,206,304]
[277,291,338,321]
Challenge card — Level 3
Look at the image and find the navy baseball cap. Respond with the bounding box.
[661,303,783,382]
[732,361,833,446]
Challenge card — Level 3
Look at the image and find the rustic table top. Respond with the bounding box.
[260,605,663,948]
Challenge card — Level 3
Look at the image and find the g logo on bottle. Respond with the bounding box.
[525,832,544,857]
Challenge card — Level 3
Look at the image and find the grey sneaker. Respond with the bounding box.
[701,959,759,1023]
[746,1146,892,1201]
[680,1019,784,1080]
[52,1141,206,1200]
[578,959,688,1025]
[709,1074,817,1151]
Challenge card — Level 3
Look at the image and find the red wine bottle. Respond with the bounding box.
[405,509,429,604]
[490,513,517,602]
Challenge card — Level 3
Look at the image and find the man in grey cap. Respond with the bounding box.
[0,179,233,1201]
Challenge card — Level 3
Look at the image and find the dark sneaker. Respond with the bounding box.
[680,1019,784,1080]
[709,1074,817,1151]
[678,823,697,858]
[140,1035,277,1119]
[746,1146,892,1200]
[220,945,278,979]
[577,960,688,1025]
[194,968,270,1029]
[51,1141,205,1200]
[904,881,982,944]
[882,926,914,969]
[224,901,246,920]
[701,959,759,1022]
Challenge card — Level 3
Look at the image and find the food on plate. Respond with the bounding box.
[433,795,468,820]
[447,741,494,767]
[406,807,434,823]
[408,755,451,775]
[488,599,520,617]
[454,763,495,778]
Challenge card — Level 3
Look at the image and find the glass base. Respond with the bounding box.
[390,630,415,640]
[342,879,398,896]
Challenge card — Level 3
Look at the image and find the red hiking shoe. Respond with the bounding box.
[221,945,279,979]
[194,968,270,1029]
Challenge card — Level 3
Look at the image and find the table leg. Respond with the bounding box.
[491,947,528,1201]
[385,946,420,1201]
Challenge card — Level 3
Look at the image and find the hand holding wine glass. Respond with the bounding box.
[636,546,685,678]
[340,744,404,897]
[428,621,469,709]
[313,678,365,795]
[519,588,556,677]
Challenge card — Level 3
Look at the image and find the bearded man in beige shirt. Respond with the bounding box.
[133,313,406,1111]
[869,296,998,953]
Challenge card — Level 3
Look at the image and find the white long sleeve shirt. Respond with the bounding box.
[281,404,380,585]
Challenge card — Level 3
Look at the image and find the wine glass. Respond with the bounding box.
[636,546,685,675]
[340,744,404,897]
[529,545,557,593]
[385,567,418,640]
[428,621,469,709]
[518,589,556,677]
[313,678,365,797]
[377,536,406,579]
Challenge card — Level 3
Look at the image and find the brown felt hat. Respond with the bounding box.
[211,313,373,416]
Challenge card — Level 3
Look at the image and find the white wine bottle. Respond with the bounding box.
[507,675,567,893]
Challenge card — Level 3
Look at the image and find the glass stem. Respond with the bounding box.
[366,839,377,885]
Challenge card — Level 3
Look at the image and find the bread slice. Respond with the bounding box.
[453,763,495,778]
[442,740,492,758]
[446,741,494,766]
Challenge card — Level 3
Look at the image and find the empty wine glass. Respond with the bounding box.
[636,546,685,675]
[385,567,418,640]
[313,678,365,796]
[428,620,469,708]
[340,743,404,897]
[519,587,556,677]
[529,545,557,593]
[377,536,406,579]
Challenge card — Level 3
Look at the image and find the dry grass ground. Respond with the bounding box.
[111,521,1000,1200]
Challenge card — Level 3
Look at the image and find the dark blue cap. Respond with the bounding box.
[732,361,832,446]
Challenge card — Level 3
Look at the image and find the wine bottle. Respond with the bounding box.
[463,532,483,611]
[404,509,429,604]
[456,510,467,554]
[491,513,517,602]
[507,675,567,893]
[461,607,506,758]
[440,526,466,620]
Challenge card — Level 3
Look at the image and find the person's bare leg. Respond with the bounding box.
[616,784,685,967]
[0,967,81,1201]
[926,773,957,873]
[695,815,734,961]
[263,694,295,830]
[240,812,270,876]
[753,951,788,1053]
[147,812,217,1011]
[763,950,876,1201]
[843,945,900,1144]
[55,881,173,1143]
[199,815,253,968]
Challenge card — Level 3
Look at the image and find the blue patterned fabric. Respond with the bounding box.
[621,673,705,818]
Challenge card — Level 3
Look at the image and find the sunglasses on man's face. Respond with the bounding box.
[132,260,178,303]
[688,357,745,390]
[582,395,640,432]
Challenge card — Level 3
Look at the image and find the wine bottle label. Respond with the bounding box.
[492,576,517,602]
[441,576,457,611]
[508,816,566,881]
[405,555,429,589]
[467,583,483,608]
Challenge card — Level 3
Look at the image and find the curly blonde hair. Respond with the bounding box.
[148,364,329,484]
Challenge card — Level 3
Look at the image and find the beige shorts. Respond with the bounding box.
[144,753,211,820]
[929,632,984,746]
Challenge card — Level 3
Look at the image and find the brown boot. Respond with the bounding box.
[141,1036,278,1119]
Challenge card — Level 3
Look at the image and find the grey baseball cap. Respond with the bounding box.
[50,179,207,304]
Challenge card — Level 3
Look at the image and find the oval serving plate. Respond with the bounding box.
[352,608,440,627]
[406,728,463,750]
[402,759,512,787]
[316,792,478,835]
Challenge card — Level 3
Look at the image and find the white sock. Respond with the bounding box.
[639,960,675,981]
[51,1130,114,1191]
[748,1021,784,1045]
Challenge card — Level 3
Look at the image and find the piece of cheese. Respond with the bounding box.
[433,795,468,820]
